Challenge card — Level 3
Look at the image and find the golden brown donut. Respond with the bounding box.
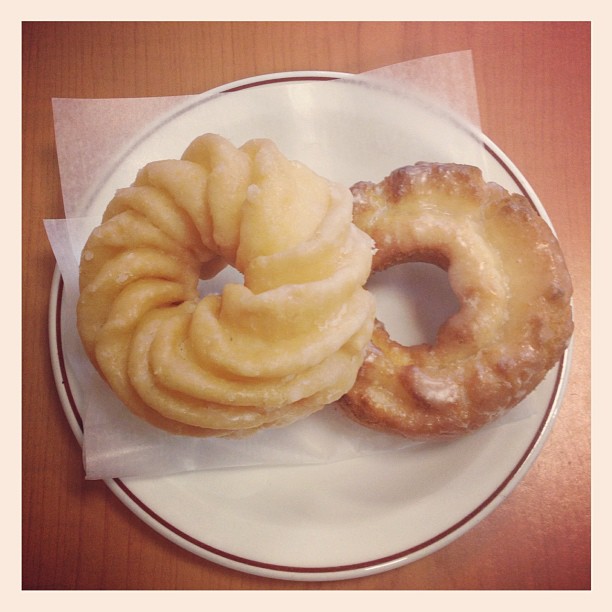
[77,134,376,437]
[340,162,573,438]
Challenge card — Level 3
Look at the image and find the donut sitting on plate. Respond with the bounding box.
[340,162,573,438]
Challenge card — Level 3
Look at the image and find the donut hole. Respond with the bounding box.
[197,265,244,297]
[366,262,460,346]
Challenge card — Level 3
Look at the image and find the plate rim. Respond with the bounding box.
[48,70,573,582]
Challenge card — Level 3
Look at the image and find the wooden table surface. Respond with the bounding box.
[22,21,590,590]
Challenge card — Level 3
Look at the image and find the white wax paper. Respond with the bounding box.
[45,51,528,480]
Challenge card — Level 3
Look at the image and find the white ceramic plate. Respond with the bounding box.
[49,71,572,581]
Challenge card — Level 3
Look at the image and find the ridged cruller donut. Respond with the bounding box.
[77,134,376,437]
[340,162,573,438]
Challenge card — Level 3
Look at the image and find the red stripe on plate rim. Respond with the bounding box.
[50,72,570,579]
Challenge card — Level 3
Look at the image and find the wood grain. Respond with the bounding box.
[22,21,590,590]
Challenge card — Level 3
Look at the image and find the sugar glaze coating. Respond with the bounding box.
[341,162,573,437]
[77,134,376,437]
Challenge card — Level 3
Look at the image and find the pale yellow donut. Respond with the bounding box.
[340,162,573,438]
[77,134,376,437]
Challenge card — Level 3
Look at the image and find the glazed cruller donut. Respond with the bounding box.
[77,134,376,437]
[340,162,573,438]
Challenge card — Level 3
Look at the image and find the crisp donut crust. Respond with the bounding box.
[340,162,573,438]
[77,134,376,437]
